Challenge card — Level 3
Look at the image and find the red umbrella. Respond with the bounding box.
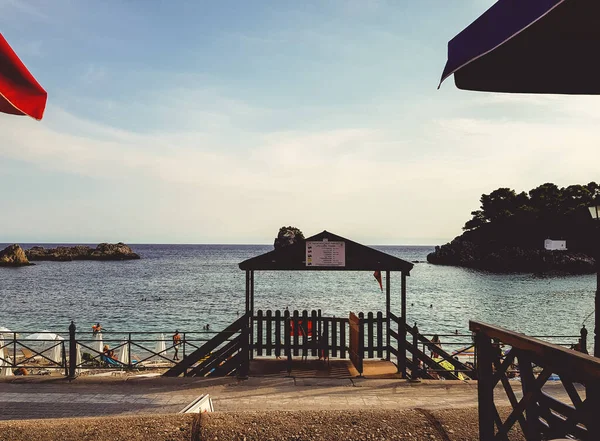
[0,33,47,120]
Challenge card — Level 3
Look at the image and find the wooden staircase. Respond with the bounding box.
[163,314,249,377]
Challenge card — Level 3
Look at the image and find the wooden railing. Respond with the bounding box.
[471,320,600,441]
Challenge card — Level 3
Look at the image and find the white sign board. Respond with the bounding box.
[306,241,345,267]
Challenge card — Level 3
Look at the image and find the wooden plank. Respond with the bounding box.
[331,318,338,358]
[377,311,383,359]
[256,310,263,356]
[367,312,374,359]
[400,272,407,377]
[190,335,241,377]
[311,310,318,357]
[301,310,309,358]
[349,312,363,375]
[275,310,282,358]
[266,310,273,356]
[323,318,330,359]
[250,271,254,360]
[292,310,299,357]
[475,331,495,441]
[386,270,390,361]
[470,321,600,382]
[495,368,552,440]
[340,318,346,358]
[389,312,399,324]
[210,351,242,377]
[284,309,291,364]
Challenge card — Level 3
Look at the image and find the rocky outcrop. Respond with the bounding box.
[274,226,305,250]
[26,243,140,261]
[427,237,595,274]
[0,244,33,266]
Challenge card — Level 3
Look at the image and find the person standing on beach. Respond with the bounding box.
[172,330,181,361]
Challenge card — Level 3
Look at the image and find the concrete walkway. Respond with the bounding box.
[0,375,578,421]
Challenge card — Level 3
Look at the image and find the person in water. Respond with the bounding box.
[92,323,102,335]
[172,330,181,361]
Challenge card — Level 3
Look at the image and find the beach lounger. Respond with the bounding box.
[20,348,41,364]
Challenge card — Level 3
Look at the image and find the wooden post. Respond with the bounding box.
[476,331,495,441]
[250,270,255,360]
[239,322,249,379]
[386,271,391,361]
[245,270,250,315]
[412,323,419,380]
[128,333,132,370]
[68,321,76,379]
[400,272,407,378]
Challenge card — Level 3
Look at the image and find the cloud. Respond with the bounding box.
[2,72,600,243]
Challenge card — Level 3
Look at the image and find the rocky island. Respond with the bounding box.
[427,183,600,274]
[0,244,34,266]
[0,243,140,266]
[25,242,140,261]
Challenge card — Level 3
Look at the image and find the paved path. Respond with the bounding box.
[0,376,578,420]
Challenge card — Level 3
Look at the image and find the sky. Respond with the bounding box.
[1,0,599,245]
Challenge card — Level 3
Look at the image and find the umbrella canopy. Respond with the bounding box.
[118,342,129,365]
[0,335,13,377]
[439,0,600,94]
[25,330,60,341]
[75,343,82,374]
[0,33,47,119]
[92,332,103,355]
[49,335,64,364]
[155,334,167,358]
[0,327,12,339]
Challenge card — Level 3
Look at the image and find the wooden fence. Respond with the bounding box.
[472,320,600,441]
[252,310,388,362]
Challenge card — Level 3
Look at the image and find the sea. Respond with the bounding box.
[0,244,595,343]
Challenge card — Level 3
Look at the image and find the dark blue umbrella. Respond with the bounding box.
[439,0,600,94]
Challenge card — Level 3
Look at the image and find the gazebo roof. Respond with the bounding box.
[239,230,413,273]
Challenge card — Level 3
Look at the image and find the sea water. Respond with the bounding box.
[0,244,594,340]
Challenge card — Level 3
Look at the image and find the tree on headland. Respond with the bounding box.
[461,181,600,254]
[428,182,600,272]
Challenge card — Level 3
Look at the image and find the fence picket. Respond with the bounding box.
[256,310,263,356]
[367,312,374,358]
[275,310,282,358]
[331,318,338,358]
[377,311,383,359]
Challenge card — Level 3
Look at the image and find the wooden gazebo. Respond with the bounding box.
[239,230,414,376]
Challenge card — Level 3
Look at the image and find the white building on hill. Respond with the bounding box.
[544,239,567,251]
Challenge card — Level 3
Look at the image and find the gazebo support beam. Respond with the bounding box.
[386,271,391,361]
[400,272,407,378]
[250,270,255,360]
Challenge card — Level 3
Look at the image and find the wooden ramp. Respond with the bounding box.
[249,358,399,378]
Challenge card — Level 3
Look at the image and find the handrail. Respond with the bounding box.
[470,320,600,382]
[406,323,474,377]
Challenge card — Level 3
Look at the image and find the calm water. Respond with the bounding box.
[0,244,595,339]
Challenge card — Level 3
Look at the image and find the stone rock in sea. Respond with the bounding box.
[0,244,33,266]
[274,226,305,250]
[89,242,140,260]
[25,243,140,261]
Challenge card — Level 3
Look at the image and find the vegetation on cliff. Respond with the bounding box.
[274,226,305,250]
[427,182,600,273]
